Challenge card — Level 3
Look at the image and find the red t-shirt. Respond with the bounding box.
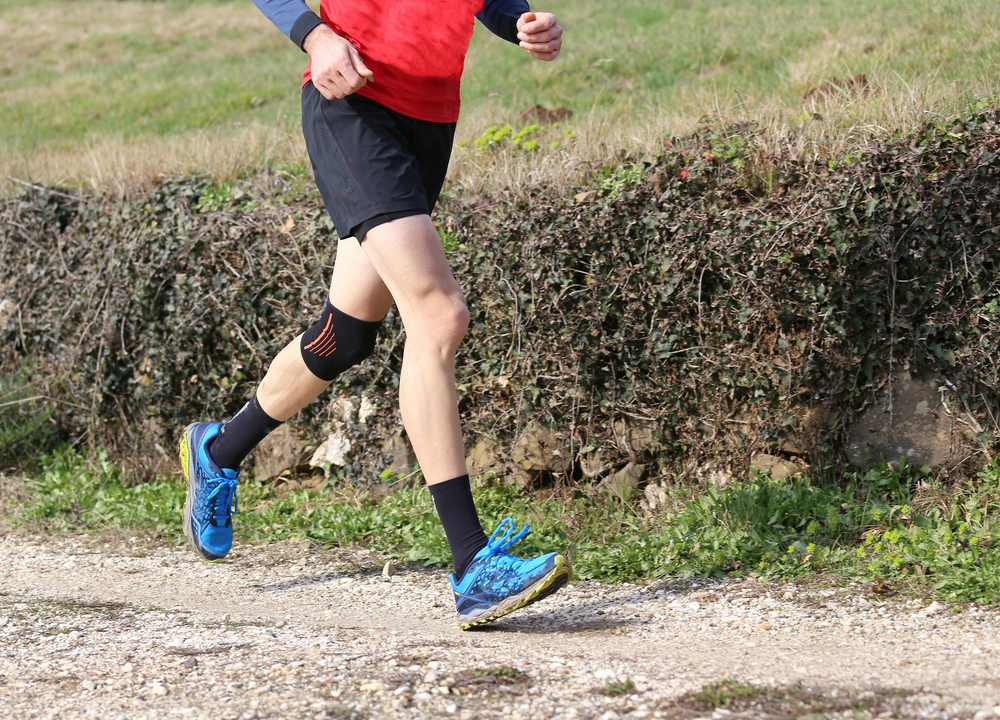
[303,0,485,123]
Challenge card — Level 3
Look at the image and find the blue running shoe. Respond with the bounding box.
[179,422,238,562]
[451,518,572,630]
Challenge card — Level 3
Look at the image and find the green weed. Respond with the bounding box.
[436,225,462,254]
[468,122,561,154]
[15,446,1000,603]
[473,667,522,681]
[596,164,643,197]
[695,679,767,708]
[603,678,636,696]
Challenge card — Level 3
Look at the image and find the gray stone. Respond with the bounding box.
[848,371,972,468]
[613,420,661,455]
[465,438,502,479]
[381,430,416,476]
[597,463,646,501]
[578,447,611,479]
[254,425,303,481]
[510,423,569,487]
[750,453,806,481]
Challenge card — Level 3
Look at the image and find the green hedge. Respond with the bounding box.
[3,105,999,480]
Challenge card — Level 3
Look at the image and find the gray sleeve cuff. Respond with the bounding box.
[290,11,325,51]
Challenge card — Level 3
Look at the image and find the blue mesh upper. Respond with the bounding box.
[451,518,558,616]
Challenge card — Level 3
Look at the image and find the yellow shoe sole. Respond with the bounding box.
[459,555,572,630]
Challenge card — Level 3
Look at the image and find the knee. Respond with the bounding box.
[417,298,469,356]
[300,301,382,381]
[439,300,471,349]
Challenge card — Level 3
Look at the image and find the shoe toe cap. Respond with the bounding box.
[197,524,233,559]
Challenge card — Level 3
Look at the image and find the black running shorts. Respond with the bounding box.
[301,82,456,241]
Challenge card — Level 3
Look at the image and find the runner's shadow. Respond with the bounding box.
[471,615,630,634]
[466,589,656,635]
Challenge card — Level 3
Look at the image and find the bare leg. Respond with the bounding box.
[256,238,393,421]
[360,215,470,485]
[255,216,468,485]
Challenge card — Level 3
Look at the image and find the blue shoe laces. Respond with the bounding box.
[487,517,530,554]
[202,476,238,527]
[465,518,532,584]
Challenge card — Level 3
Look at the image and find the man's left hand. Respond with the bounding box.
[517,12,563,61]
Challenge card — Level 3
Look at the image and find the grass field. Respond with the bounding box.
[2,0,999,190]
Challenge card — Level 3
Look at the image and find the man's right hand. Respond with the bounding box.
[303,24,373,100]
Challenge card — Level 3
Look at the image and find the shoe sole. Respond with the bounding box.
[179,425,225,563]
[459,555,572,630]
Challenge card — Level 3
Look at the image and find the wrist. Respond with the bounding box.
[299,16,332,54]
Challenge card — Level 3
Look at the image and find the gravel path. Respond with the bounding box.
[3,534,1000,719]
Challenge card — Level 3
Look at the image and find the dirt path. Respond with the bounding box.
[2,533,999,719]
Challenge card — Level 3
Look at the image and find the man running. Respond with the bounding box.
[178,0,571,629]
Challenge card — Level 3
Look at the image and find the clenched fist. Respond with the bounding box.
[517,12,563,61]
[303,24,374,100]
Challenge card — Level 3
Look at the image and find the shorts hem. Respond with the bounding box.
[345,205,428,241]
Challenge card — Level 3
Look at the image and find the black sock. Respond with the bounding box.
[208,396,283,471]
[428,474,489,580]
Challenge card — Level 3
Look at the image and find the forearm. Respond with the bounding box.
[476,0,530,44]
[252,0,325,50]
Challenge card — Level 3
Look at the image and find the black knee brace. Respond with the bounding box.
[300,301,381,381]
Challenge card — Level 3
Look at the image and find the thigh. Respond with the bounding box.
[327,238,394,322]
[360,214,465,328]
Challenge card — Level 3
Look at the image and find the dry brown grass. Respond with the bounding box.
[3,122,306,195]
[5,69,998,199]
[450,71,1000,198]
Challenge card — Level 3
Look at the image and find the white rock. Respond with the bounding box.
[414,692,433,702]
[358,393,377,424]
[920,601,944,616]
[309,433,352,469]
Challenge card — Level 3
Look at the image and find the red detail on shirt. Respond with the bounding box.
[303,0,485,123]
